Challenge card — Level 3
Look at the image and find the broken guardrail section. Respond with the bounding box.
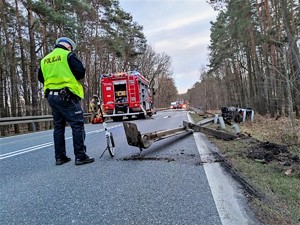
[123,120,238,151]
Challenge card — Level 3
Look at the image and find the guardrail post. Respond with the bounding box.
[232,123,240,135]
[218,117,226,129]
[31,122,36,132]
[214,114,218,123]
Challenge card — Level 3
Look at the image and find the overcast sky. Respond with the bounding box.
[118,0,219,94]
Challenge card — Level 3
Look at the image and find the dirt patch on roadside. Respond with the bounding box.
[236,138,300,177]
[247,141,299,164]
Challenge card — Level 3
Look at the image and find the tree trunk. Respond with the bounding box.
[248,23,266,115]
[26,2,39,130]
[0,0,6,118]
[15,0,30,117]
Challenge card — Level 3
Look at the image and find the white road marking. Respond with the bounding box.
[0,124,122,160]
[0,142,54,159]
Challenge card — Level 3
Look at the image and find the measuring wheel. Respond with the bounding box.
[107,131,115,157]
[100,122,116,158]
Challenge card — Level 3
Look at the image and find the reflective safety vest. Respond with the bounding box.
[41,48,84,98]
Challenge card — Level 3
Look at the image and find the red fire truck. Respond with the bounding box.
[100,71,155,121]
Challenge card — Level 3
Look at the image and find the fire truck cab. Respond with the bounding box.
[101,71,154,121]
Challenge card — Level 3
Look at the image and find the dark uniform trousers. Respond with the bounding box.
[47,92,87,160]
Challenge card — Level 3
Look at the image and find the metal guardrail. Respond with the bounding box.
[0,113,92,126]
[0,115,53,126]
[0,113,93,134]
[0,108,172,134]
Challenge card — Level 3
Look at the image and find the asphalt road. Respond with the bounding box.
[0,110,260,225]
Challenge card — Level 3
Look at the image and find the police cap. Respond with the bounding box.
[56,37,76,51]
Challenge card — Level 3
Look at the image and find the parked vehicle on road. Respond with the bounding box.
[170,100,188,109]
[170,101,180,109]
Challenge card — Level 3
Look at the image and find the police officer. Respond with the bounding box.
[38,37,94,166]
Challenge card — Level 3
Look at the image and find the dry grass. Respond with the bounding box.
[241,114,300,146]
[190,111,300,225]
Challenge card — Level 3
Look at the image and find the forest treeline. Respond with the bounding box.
[0,0,178,120]
[2,0,300,136]
[185,0,300,134]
